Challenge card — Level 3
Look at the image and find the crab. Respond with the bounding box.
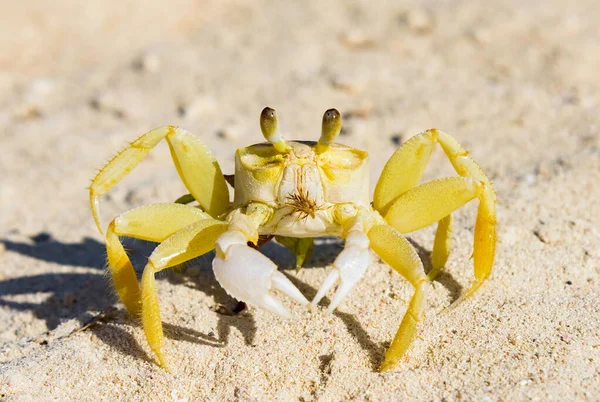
[89,107,496,372]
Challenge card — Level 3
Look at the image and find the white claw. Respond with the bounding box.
[260,294,293,319]
[213,232,308,318]
[311,230,371,313]
[311,270,339,308]
[271,271,309,306]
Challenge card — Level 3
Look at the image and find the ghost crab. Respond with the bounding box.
[89,107,496,372]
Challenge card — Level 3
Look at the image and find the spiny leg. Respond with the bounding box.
[368,223,428,372]
[90,126,230,233]
[105,203,212,315]
[375,129,497,300]
[311,216,371,313]
[213,205,309,318]
[140,219,228,368]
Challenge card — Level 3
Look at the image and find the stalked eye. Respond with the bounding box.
[316,108,342,154]
[324,108,340,123]
[260,107,277,139]
[259,107,290,153]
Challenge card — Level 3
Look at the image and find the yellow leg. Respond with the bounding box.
[465,202,496,300]
[435,130,497,301]
[384,177,482,234]
[385,176,495,301]
[373,131,437,215]
[275,236,314,270]
[90,126,230,234]
[429,214,452,281]
[105,203,212,315]
[368,223,428,372]
[375,129,497,300]
[140,218,228,369]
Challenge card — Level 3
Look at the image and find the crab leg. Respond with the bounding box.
[384,177,482,232]
[368,223,428,372]
[385,176,495,301]
[213,205,309,318]
[373,132,437,215]
[311,217,371,313]
[429,214,452,281]
[89,126,230,234]
[434,130,496,300]
[374,129,496,300]
[140,219,228,368]
[105,203,212,315]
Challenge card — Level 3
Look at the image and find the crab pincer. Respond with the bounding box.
[311,220,371,313]
[213,230,308,318]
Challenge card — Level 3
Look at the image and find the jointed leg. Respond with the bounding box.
[385,176,495,301]
[140,218,228,368]
[105,203,212,315]
[435,130,497,299]
[90,126,230,233]
[368,223,428,372]
[374,129,497,299]
[373,131,454,280]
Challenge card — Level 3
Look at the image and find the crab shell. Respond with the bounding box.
[233,141,370,237]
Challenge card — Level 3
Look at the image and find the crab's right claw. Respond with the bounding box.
[213,231,308,318]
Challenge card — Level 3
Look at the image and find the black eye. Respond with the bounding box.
[261,107,276,120]
[260,107,280,143]
[324,108,340,121]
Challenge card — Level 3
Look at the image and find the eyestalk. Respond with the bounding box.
[260,107,290,153]
[316,108,342,154]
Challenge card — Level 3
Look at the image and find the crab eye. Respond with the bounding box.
[316,108,342,153]
[260,106,290,153]
[260,107,278,139]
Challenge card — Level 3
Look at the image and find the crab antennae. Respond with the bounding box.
[316,108,342,154]
[260,107,290,153]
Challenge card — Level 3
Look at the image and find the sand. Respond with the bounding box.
[1,0,599,400]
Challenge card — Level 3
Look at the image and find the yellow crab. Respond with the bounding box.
[89,107,496,372]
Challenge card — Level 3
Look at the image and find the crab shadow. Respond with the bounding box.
[0,235,111,330]
[1,232,462,366]
[0,234,229,360]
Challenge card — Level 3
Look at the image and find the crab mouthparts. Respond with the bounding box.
[284,188,320,219]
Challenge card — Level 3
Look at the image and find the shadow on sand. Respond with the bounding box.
[1,232,462,368]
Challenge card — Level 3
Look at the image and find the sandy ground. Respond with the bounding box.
[1,0,599,400]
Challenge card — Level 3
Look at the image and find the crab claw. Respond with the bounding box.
[213,231,309,318]
[311,230,371,313]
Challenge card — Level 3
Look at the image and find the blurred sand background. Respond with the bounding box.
[1,0,599,400]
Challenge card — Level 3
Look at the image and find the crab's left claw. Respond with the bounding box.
[213,230,309,318]
[311,229,371,313]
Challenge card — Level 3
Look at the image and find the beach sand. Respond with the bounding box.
[1,1,599,400]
